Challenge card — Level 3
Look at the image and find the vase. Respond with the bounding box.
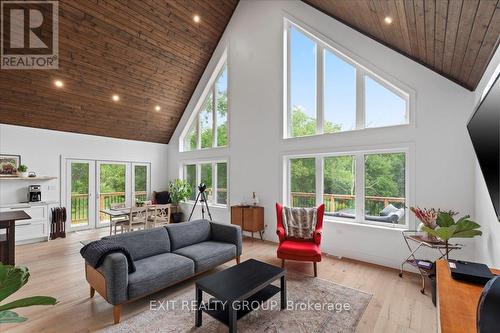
[418,222,439,242]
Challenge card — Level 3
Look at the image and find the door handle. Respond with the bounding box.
[17,222,32,226]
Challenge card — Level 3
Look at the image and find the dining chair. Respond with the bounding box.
[148,204,171,228]
[126,206,148,232]
[109,203,129,235]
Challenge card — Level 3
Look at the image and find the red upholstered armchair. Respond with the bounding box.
[276,203,324,277]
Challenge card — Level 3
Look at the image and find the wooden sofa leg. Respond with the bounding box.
[90,286,95,298]
[236,256,240,264]
[281,259,285,268]
[113,305,121,324]
[313,262,317,277]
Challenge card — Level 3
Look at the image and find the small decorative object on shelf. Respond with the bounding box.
[17,164,28,177]
[252,191,259,206]
[28,171,36,177]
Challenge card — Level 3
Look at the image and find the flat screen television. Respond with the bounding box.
[468,73,500,221]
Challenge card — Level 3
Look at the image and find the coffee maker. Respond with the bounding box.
[28,185,42,202]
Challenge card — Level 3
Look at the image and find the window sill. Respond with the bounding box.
[283,123,411,140]
[324,217,407,231]
[182,201,228,210]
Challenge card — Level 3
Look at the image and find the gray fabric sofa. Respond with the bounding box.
[84,219,242,324]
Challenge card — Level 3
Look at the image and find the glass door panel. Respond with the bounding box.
[132,163,150,205]
[97,162,130,225]
[67,160,95,230]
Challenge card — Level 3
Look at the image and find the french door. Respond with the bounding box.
[66,159,150,231]
[96,161,131,226]
[66,160,96,231]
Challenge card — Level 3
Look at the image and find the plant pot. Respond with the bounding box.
[171,212,184,223]
[19,172,28,178]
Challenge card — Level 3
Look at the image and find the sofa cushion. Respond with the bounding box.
[166,219,211,251]
[128,253,194,299]
[103,227,170,261]
[174,241,236,273]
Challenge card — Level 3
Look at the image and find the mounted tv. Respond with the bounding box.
[468,72,500,221]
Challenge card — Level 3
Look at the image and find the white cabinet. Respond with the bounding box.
[0,203,52,244]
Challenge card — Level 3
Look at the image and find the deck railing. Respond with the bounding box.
[71,191,147,225]
[290,192,405,213]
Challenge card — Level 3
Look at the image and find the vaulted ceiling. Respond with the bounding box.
[303,0,500,91]
[0,0,238,143]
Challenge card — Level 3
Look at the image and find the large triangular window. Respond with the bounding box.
[182,62,228,151]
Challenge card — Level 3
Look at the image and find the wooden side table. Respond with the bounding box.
[231,205,264,240]
[0,210,31,265]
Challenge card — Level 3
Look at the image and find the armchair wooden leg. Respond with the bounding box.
[113,305,121,324]
[313,262,317,277]
[281,259,285,268]
[90,286,95,298]
[236,256,240,264]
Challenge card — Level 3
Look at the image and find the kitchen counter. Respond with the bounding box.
[0,201,59,209]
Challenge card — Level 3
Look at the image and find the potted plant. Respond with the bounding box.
[17,165,28,178]
[168,179,192,223]
[422,212,482,260]
[0,264,57,323]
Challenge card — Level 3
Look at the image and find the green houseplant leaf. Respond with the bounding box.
[422,212,482,260]
[436,213,455,228]
[0,264,57,325]
[0,296,57,312]
[0,265,29,302]
[0,310,27,323]
[168,179,192,206]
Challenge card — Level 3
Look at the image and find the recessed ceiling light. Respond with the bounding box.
[384,16,393,24]
[155,105,161,111]
[193,15,200,23]
[112,94,120,102]
[54,80,63,88]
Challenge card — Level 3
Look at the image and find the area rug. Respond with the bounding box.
[100,271,372,333]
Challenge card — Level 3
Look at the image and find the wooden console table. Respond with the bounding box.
[231,205,264,239]
[436,259,500,333]
[0,210,31,265]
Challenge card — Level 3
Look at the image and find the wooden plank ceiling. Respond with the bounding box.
[302,0,500,91]
[0,0,238,143]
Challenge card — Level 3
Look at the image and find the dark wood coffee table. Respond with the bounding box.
[195,259,286,333]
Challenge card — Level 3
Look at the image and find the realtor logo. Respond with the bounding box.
[1,1,58,69]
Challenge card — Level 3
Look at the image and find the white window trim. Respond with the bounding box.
[283,17,414,139]
[180,50,229,152]
[181,159,230,208]
[283,146,412,229]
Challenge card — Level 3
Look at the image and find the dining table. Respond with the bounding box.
[100,208,131,235]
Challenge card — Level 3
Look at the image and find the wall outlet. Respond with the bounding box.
[47,185,57,191]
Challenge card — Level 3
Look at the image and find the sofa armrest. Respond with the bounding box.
[97,253,129,305]
[210,222,242,256]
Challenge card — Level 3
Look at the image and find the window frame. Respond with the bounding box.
[182,159,230,207]
[180,52,229,152]
[283,147,410,229]
[284,18,412,139]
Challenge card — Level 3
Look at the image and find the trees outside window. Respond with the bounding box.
[287,151,407,226]
[182,65,228,151]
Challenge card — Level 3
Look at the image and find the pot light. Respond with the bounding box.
[112,94,120,102]
[54,80,63,88]
[155,105,161,111]
[193,15,200,23]
[384,16,393,24]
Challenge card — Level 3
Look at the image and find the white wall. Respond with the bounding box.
[168,0,479,269]
[0,124,169,205]
[473,47,500,267]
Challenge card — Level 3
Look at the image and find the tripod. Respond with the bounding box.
[188,190,213,221]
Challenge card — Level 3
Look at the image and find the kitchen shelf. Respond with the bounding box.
[0,176,57,181]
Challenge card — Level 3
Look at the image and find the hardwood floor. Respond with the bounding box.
[3,229,436,332]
